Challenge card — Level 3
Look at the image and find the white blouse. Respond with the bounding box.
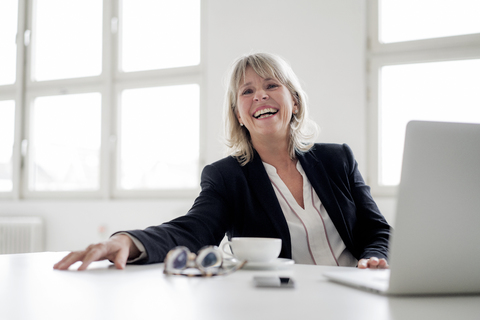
[263,161,357,266]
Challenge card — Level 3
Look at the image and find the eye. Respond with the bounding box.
[267,83,279,89]
[241,88,253,95]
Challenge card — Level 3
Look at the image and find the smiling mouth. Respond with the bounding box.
[253,108,279,119]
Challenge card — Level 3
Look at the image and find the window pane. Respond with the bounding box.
[380,0,480,43]
[32,0,102,81]
[0,0,18,85]
[29,93,101,191]
[120,0,200,72]
[379,59,480,185]
[119,84,199,190]
[0,101,15,192]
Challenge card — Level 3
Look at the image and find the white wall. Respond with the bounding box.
[0,0,396,253]
[204,0,368,165]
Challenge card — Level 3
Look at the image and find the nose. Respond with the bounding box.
[253,90,269,102]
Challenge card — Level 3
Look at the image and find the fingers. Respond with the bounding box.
[109,234,136,269]
[53,243,105,271]
[53,239,127,271]
[111,244,130,270]
[377,258,389,269]
[77,243,109,271]
[53,251,86,270]
[357,257,389,269]
[368,257,380,268]
[357,259,368,269]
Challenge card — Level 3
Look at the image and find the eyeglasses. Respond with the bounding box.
[163,246,246,277]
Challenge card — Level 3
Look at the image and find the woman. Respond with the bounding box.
[54,53,390,271]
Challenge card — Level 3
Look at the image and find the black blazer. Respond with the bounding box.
[127,143,391,264]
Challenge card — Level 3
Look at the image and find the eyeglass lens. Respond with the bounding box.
[200,251,219,268]
[172,249,188,269]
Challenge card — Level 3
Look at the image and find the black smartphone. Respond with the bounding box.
[253,276,295,288]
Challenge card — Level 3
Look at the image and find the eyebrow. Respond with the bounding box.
[238,82,252,90]
[238,78,277,90]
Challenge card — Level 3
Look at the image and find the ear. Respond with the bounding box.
[236,109,243,126]
[293,91,300,107]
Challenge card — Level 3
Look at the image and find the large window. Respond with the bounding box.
[118,84,200,191]
[31,0,103,81]
[368,0,480,195]
[0,1,18,86]
[0,0,203,199]
[28,93,101,191]
[0,101,15,192]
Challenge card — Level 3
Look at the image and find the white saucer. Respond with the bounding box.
[242,258,295,270]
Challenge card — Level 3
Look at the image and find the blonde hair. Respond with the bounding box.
[224,52,319,165]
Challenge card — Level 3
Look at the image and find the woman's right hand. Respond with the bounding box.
[53,234,140,271]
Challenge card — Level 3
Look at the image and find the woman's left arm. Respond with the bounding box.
[342,144,391,266]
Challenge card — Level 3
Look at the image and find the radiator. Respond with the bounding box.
[0,217,44,254]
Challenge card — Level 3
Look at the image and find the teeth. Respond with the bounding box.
[254,108,278,118]
[258,114,272,119]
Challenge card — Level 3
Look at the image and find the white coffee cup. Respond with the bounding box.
[222,237,282,263]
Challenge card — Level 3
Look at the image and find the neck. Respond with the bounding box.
[251,135,295,170]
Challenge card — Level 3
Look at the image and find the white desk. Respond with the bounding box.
[1,252,479,320]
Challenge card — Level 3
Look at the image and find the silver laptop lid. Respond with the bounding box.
[388,121,480,295]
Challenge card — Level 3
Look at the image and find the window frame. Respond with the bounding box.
[367,0,480,196]
[1,0,205,200]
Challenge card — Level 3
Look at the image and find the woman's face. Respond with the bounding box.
[236,66,297,143]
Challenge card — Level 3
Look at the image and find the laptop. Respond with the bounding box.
[324,120,480,295]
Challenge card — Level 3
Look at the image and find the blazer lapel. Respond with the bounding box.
[242,151,292,257]
[297,150,354,248]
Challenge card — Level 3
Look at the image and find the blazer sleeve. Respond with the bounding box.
[122,163,233,264]
[342,144,391,261]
